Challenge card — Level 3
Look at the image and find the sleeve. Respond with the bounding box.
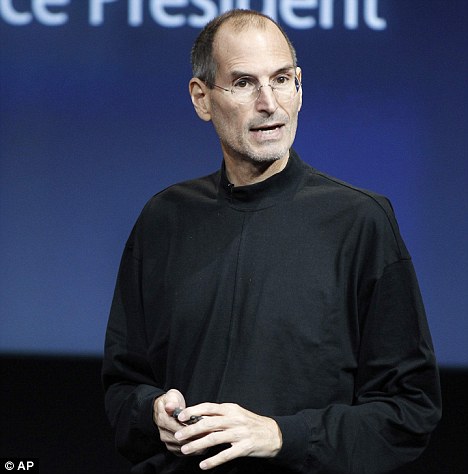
[102,223,166,464]
[271,258,442,474]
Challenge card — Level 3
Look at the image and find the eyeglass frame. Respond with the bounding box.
[204,68,302,104]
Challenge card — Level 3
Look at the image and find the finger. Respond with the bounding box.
[199,444,243,470]
[158,426,182,453]
[154,389,186,426]
[161,426,207,457]
[177,402,227,422]
[174,415,226,441]
[165,389,186,411]
[155,403,183,432]
[179,429,233,455]
[164,441,185,457]
[159,426,181,444]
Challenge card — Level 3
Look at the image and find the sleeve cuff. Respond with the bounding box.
[271,413,310,471]
[135,385,165,437]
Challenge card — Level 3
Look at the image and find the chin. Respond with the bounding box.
[246,146,289,164]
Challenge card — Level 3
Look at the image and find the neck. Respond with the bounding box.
[223,153,289,186]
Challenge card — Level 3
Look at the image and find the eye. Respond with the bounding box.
[233,78,254,89]
[273,75,290,86]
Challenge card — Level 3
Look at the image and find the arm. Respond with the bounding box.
[272,259,441,473]
[102,226,165,463]
[172,260,441,473]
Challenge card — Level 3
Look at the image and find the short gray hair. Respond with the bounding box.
[191,9,297,87]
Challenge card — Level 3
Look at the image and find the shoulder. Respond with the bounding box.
[124,170,221,245]
[310,168,395,219]
[142,170,220,214]
[295,158,409,260]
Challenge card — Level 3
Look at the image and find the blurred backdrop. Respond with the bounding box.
[1,1,467,472]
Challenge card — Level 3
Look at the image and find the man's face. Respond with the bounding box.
[207,21,302,165]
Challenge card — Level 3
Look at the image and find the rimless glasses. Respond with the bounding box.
[206,69,301,104]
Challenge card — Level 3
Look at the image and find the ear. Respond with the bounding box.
[189,78,212,122]
[296,67,303,112]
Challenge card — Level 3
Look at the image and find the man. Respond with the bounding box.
[102,9,441,474]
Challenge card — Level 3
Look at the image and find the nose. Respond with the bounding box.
[255,84,278,114]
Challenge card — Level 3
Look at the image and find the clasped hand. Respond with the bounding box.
[153,389,282,470]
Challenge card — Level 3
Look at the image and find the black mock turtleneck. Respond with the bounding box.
[219,150,302,210]
[103,149,441,474]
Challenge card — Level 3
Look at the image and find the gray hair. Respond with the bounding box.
[191,9,297,87]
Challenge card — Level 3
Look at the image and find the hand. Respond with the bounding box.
[174,403,283,470]
[152,389,187,455]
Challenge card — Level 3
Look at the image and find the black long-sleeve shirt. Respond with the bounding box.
[102,150,441,473]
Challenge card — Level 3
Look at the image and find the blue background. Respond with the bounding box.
[1,0,467,365]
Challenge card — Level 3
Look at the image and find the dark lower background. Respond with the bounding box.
[1,356,466,474]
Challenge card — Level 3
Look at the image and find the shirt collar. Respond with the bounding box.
[218,149,304,210]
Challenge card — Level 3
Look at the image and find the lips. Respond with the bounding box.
[250,123,284,132]
[249,124,286,142]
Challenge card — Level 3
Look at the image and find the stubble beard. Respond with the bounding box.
[210,96,299,168]
[222,118,298,167]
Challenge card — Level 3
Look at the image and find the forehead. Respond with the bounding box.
[212,20,294,78]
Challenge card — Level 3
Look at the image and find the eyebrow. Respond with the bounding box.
[228,66,295,80]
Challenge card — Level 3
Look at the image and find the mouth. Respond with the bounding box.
[249,123,285,135]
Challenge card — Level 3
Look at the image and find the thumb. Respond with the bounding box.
[164,388,186,414]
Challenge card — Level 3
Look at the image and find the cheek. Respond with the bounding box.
[287,103,301,132]
[289,96,302,116]
[222,113,246,138]
[212,103,242,132]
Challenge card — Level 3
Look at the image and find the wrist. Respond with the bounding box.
[267,417,283,457]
